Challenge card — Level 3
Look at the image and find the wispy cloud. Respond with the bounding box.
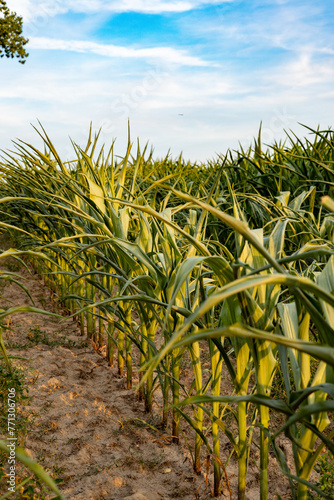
[28,37,210,66]
[191,1,334,56]
[8,0,234,21]
[265,52,334,89]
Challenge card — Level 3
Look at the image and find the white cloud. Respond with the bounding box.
[266,52,334,89]
[28,36,210,66]
[0,52,313,162]
[7,0,233,21]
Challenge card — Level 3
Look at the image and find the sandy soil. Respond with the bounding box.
[0,237,294,500]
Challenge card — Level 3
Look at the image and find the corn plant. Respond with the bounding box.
[0,125,334,499]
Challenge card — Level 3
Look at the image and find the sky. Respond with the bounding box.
[0,0,333,162]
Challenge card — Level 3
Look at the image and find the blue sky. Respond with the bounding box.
[1,0,334,162]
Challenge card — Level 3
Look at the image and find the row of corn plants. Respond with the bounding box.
[0,124,333,498]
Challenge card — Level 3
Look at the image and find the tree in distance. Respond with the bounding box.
[0,0,28,63]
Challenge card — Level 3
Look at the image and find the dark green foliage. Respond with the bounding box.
[0,0,28,63]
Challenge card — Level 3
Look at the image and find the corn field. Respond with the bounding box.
[0,124,334,499]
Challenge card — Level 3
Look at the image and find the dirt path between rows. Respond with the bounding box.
[0,236,293,500]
